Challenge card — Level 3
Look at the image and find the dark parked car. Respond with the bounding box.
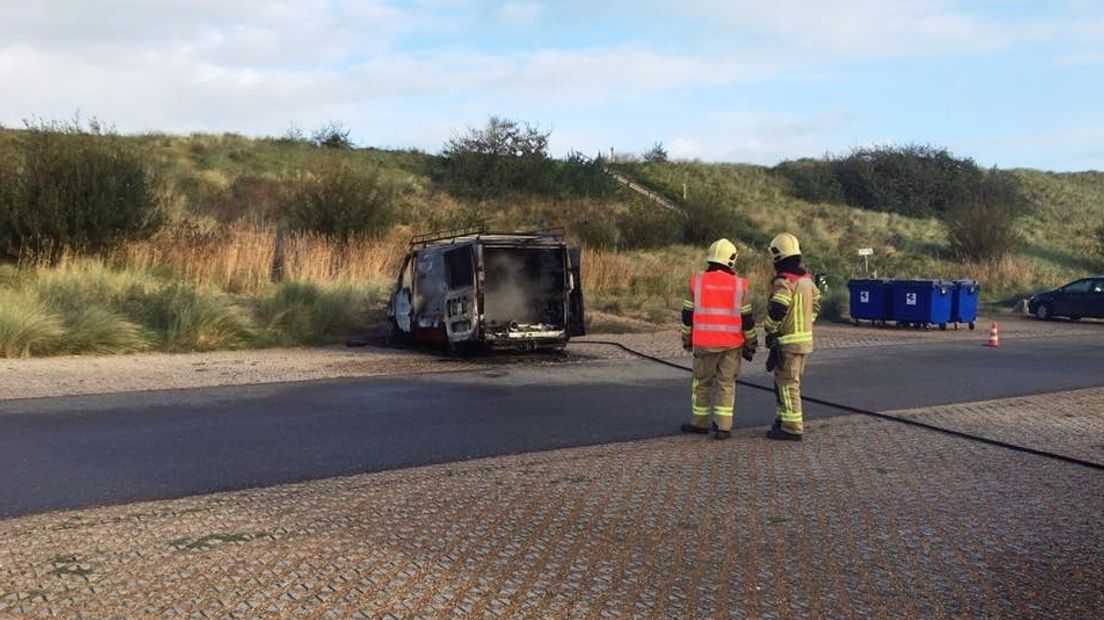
[1028,276,1104,320]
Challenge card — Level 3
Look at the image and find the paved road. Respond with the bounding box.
[2,335,1103,518]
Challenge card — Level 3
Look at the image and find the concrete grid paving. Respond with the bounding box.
[2,389,1102,618]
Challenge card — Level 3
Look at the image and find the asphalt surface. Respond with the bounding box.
[2,335,1103,518]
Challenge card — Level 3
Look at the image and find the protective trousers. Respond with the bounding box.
[691,347,743,432]
[774,351,807,435]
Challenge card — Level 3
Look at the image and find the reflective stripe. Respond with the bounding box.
[694,324,744,333]
[741,304,753,314]
[764,317,780,331]
[680,325,692,335]
[682,299,694,309]
[779,332,813,345]
[780,409,802,422]
[771,293,792,307]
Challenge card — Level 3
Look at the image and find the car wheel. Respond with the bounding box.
[1035,304,1051,321]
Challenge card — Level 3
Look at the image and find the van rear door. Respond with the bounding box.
[567,247,585,336]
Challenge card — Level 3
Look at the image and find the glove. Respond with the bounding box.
[765,332,779,350]
[742,341,756,362]
[765,346,780,372]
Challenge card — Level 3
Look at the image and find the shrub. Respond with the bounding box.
[311,121,354,149]
[817,287,850,323]
[557,152,617,198]
[1,119,162,260]
[642,142,668,163]
[0,290,64,358]
[59,306,147,354]
[945,170,1025,261]
[1095,223,1104,262]
[149,285,254,351]
[257,280,365,344]
[772,158,844,204]
[279,164,397,237]
[773,145,984,218]
[441,116,555,196]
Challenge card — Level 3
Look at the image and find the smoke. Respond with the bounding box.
[483,248,565,328]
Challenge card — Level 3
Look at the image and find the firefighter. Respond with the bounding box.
[680,238,757,440]
[763,232,821,441]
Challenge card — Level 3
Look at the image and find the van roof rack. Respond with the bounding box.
[409,225,565,248]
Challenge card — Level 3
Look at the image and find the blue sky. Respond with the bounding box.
[1,1,1101,170]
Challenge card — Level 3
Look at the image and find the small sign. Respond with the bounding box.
[906,292,918,306]
[858,248,873,256]
[860,291,870,304]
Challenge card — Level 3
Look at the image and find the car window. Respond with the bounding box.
[1093,279,1104,294]
[1063,279,1092,293]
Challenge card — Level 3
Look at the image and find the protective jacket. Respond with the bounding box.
[764,269,821,354]
[682,267,755,350]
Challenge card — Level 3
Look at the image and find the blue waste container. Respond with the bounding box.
[847,279,891,326]
[888,279,953,329]
[950,279,981,330]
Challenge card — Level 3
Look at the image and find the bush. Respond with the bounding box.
[59,306,146,355]
[772,158,844,204]
[0,290,64,358]
[1095,223,1104,262]
[279,164,397,237]
[557,152,616,198]
[642,142,668,163]
[257,281,366,344]
[817,287,850,323]
[311,121,354,149]
[441,116,555,196]
[0,119,162,260]
[773,145,984,218]
[945,170,1025,261]
[147,285,254,351]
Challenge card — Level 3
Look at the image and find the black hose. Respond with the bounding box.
[579,340,1104,473]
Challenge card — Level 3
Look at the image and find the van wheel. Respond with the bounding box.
[1034,304,1051,321]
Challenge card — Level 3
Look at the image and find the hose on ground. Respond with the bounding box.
[579,340,1104,473]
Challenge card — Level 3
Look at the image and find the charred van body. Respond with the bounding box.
[388,227,585,351]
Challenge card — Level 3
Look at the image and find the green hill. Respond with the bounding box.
[2,126,1102,356]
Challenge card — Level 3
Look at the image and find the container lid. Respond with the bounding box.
[847,279,889,285]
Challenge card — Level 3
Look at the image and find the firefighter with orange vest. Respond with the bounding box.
[680,238,757,440]
[763,232,821,441]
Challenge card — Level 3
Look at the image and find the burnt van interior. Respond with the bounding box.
[481,247,567,331]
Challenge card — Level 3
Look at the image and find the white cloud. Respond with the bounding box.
[496,2,544,27]
[0,0,1101,169]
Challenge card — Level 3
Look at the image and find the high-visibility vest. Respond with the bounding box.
[690,271,747,348]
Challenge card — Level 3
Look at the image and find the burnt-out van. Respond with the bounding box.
[387,227,585,351]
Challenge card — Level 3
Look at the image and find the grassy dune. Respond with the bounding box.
[2,128,1102,357]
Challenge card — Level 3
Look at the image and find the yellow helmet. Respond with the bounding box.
[706,238,738,268]
[768,232,801,263]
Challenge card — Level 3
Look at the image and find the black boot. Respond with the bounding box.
[680,423,709,435]
[766,426,802,441]
[714,429,732,440]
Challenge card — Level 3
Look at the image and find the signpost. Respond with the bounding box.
[858,247,873,276]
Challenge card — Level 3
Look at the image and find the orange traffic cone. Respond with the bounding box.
[986,321,1000,347]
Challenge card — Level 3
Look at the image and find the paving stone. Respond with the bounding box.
[1,388,1102,618]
